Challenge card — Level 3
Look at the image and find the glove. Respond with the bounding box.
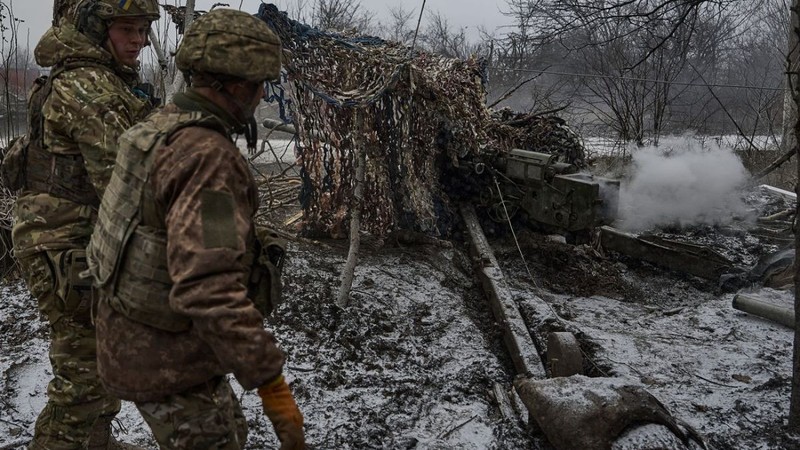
[258,375,305,450]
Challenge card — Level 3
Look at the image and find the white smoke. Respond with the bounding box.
[617,135,751,232]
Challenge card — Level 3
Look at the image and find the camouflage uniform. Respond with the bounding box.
[85,10,297,449]
[11,2,156,448]
[90,90,285,450]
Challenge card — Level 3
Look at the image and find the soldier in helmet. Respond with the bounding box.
[9,0,159,449]
[85,8,305,450]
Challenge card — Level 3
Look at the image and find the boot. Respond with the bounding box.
[89,416,145,450]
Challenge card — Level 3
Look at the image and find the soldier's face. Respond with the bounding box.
[106,18,150,67]
[230,80,266,117]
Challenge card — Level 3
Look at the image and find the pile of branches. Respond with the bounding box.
[0,183,16,277]
[258,4,586,239]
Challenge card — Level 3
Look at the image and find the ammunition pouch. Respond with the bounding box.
[25,143,100,207]
[52,248,94,326]
[247,226,286,316]
[107,225,192,333]
[1,135,28,191]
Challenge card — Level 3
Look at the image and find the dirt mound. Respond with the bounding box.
[495,229,642,300]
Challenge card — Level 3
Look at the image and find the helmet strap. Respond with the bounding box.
[244,117,258,153]
[209,78,259,153]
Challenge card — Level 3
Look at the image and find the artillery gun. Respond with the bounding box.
[483,148,619,243]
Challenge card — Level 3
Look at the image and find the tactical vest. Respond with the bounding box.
[86,111,286,333]
[1,61,111,206]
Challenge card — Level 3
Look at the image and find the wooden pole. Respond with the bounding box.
[149,29,168,71]
[336,109,365,308]
[262,118,298,135]
[753,147,795,182]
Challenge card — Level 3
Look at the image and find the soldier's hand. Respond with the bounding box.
[258,376,305,450]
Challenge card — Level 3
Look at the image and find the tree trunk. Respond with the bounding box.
[785,0,800,153]
[791,0,800,431]
[336,109,365,308]
[165,0,196,102]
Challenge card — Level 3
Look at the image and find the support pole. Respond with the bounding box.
[336,109,365,308]
[149,29,168,71]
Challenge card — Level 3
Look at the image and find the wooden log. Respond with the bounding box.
[760,184,797,201]
[262,118,298,135]
[460,203,546,379]
[753,148,796,181]
[284,212,303,227]
[492,383,518,423]
[732,293,795,329]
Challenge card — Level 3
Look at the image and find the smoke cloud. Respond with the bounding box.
[617,136,751,232]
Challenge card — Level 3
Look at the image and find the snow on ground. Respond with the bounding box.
[235,137,298,165]
[498,231,798,449]
[554,291,793,446]
[0,242,533,449]
[2,226,798,449]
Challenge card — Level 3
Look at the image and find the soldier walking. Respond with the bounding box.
[85,8,305,450]
[8,1,160,449]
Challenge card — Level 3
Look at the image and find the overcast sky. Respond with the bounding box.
[11,0,510,52]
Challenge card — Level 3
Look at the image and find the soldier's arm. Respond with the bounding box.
[54,72,147,196]
[153,127,284,390]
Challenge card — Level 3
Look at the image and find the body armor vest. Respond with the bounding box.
[86,110,229,332]
[6,60,112,206]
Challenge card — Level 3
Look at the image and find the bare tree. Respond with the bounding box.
[380,6,415,45]
[0,0,25,141]
[279,0,313,25]
[496,0,780,144]
[420,11,472,59]
[312,0,374,33]
[164,0,196,102]
[551,1,703,144]
[784,0,799,152]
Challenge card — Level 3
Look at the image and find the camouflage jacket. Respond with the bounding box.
[12,21,151,258]
[95,92,285,402]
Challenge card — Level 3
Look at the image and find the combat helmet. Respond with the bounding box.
[76,0,160,44]
[175,8,282,83]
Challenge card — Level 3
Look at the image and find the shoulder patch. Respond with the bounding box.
[201,189,238,249]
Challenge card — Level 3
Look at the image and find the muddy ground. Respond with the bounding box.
[1,183,799,449]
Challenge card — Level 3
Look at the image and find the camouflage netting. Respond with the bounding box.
[0,4,587,246]
[258,4,586,239]
[259,4,491,239]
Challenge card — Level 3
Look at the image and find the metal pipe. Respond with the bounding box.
[732,293,794,329]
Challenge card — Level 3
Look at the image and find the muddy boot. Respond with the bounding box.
[88,416,144,450]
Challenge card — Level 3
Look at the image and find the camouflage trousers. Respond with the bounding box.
[136,377,248,449]
[19,249,122,449]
